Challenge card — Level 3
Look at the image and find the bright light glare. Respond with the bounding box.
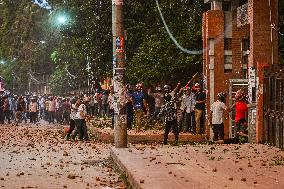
[57,16,67,24]
[0,60,5,64]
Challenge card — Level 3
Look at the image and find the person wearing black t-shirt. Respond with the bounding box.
[194,83,206,134]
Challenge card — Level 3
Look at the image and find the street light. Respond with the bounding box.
[57,16,67,25]
[0,60,5,64]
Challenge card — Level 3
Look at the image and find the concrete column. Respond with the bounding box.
[112,0,128,148]
[212,0,222,10]
[248,0,278,143]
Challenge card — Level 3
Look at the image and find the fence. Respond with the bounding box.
[263,64,284,148]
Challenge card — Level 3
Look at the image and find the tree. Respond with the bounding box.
[0,0,54,94]
[1,0,204,94]
[124,0,203,86]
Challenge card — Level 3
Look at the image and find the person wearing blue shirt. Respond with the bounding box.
[131,83,147,133]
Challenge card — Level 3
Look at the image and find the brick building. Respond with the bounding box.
[202,0,278,142]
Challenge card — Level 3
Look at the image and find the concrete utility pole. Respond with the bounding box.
[112,0,127,148]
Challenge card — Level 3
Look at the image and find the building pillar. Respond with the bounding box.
[212,0,222,10]
[249,0,278,143]
[112,0,127,148]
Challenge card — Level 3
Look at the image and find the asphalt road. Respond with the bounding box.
[0,123,126,189]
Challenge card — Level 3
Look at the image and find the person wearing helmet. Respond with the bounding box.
[131,83,147,132]
[158,93,179,145]
[209,92,228,141]
[163,85,171,93]
[163,81,181,99]
[194,82,206,134]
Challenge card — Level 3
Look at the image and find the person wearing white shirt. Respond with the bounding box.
[209,92,228,141]
[38,97,45,119]
[66,100,77,141]
[76,100,89,141]
[184,89,196,133]
[72,99,89,141]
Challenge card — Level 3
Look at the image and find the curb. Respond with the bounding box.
[92,127,207,144]
[110,147,142,189]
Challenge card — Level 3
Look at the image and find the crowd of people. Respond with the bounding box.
[0,80,248,145]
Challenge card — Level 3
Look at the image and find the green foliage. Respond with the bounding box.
[50,51,58,63]
[124,0,203,85]
[0,0,54,94]
[48,66,73,95]
[1,0,203,95]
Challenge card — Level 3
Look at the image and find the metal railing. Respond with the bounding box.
[263,64,284,148]
[237,3,249,27]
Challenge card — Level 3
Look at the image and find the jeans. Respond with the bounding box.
[74,119,88,141]
[185,111,195,133]
[94,103,98,116]
[212,123,224,141]
[48,111,55,124]
[0,110,4,124]
[164,119,179,145]
[39,108,45,119]
[30,112,37,124]
[101,104,108,117]
[62,111,70,124]
[4,110,11,124]
[89,105,95,117]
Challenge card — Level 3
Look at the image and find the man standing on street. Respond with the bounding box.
[3,95,11,124]
[209,92,227,141]
[132,83,147,133]
[158,93,179,145]
[183,88,196,133]
[29,97,38,124]
[194,83,206,134]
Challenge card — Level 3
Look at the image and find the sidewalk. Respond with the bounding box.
[90,127,207,144]
[111,143,284,189]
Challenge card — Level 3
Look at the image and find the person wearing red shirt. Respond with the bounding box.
[229,90,248,136]
[216,90,249,144]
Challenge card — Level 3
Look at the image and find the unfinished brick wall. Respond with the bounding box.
[231,9,250,78]
[203,10,231,139]
[248,0,279,143]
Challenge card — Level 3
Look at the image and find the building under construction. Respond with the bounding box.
[202,0,279,143]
